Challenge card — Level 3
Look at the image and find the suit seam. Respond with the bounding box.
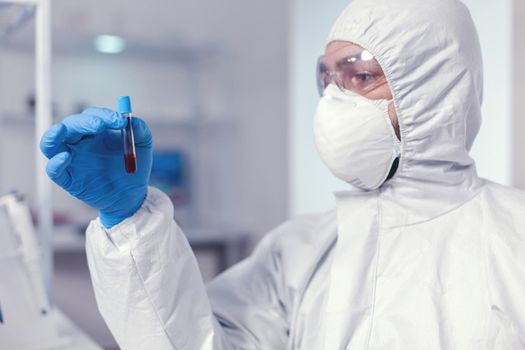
[129,249,182,350]
[364,196,383,349]
[478,193,495,340]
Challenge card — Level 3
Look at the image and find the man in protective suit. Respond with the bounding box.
[40,0,525,348]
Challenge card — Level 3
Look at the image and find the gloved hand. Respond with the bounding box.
[40,107,153,228]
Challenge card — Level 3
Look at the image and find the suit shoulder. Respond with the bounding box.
[482,180,525,211]
[480,180,525,237]
[266,210,337,249]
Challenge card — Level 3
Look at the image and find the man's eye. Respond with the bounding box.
[355,72,375,83]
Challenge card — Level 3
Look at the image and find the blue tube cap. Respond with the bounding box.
[117,96,132,114]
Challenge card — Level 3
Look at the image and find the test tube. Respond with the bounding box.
[117,96,137,174]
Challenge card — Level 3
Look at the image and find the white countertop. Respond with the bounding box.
[54,309,103,350]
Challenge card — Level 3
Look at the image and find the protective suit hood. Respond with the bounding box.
[327,0,484,227]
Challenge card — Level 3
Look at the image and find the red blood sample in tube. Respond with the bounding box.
[117,96,137,174]
[124,153,137,173]
[122,115,137,174]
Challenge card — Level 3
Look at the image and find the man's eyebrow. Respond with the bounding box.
[335,55,359,69]
[335,55,380,69]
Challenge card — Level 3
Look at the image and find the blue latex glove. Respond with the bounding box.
[40,107,153,228]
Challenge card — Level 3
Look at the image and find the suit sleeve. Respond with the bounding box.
[85,187,290,350]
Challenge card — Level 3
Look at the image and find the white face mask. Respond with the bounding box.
[314,84,401,190]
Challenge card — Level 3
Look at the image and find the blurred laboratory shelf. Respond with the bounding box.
[0,114,37,124]
[53,223,250,270]
[54,308,103,350]
[0,114,237,128]
[2,29,225,62]
[53,224,87,253]
[148,117,237,129]
[184,227,250,271]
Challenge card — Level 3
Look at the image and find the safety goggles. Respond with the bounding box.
[316,44,387,96]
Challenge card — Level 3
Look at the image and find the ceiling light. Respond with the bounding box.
[94,35,126,54]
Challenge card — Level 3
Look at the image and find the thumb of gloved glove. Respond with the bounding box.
[40,107,153,228]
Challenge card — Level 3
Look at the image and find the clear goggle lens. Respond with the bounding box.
[317,45,387,96]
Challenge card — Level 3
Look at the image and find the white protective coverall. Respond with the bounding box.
[85,0,525,349]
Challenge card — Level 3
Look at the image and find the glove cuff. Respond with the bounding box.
[99,190,147,229]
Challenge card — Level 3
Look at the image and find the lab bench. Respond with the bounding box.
[53,309,103,350]
[53,224,250,273]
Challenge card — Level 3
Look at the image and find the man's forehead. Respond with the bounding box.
[325,41,364,56]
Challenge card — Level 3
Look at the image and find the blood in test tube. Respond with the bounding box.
[124,153,137,173]
[117,96,137,174]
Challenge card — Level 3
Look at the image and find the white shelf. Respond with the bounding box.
[149,117,237,129]
[53,225,86,253]
[0,114,38,124]
[0,114,237,128]
[53,223,250,267]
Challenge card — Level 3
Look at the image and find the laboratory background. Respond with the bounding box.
[0,0,523,349]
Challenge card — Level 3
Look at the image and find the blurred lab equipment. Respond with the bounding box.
[2,193,50,315]
[0,192,103,349]
[117,96,137,174]
[0,192,62,349]
[150,150,188,205]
